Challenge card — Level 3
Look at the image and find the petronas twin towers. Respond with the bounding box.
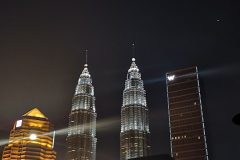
[120,58,151,159]
[66,63,97,160]
[67,56,151,160]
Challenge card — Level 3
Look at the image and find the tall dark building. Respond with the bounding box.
[120,58,151,160]
[166,66,208,160]
[66,63,97,160]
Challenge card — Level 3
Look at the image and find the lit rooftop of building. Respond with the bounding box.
[23,108,48,119]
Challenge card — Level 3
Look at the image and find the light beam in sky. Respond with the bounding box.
[0,116,120,146]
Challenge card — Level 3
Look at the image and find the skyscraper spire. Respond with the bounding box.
[120,56,151,160]
[66,52,97,160]
[132,43,135,59]
[85,49,88,66]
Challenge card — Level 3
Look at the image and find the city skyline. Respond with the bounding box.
[0,1,240,160]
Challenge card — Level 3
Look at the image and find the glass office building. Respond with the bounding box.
[166,66,208,160]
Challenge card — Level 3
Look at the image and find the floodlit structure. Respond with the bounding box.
[166,66,209,160]
[66,63,97,160]
[120,58,151,160]
[2,108,56,160]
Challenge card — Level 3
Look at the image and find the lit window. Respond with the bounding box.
[16,120,22,128]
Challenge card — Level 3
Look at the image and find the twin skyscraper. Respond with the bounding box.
[66,56,151,160]
[1,52,152,160]
[65,53,209,160]
[66,63,97,160]
[1,53,209,160]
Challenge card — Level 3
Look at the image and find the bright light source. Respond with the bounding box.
[29,134,37,140]
[16,120,22,128]
[167,75,175,81]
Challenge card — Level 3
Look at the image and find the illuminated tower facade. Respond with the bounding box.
[166,66,209,160]
[2,108,56,160]
[66,63,97,160]
[120,58,151,160]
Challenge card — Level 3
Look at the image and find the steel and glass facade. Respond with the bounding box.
[66,64,97,160]
[120,58,151,160]
[2,108,56,160]
[166,66,208,160]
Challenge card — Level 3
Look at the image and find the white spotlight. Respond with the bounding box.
[29,134,37,140]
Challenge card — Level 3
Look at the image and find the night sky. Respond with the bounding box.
[0,1,240,159]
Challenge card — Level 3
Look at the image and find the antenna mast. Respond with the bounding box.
[132,43,135,58]
[85,49,88,65]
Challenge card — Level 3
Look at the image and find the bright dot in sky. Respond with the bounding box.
[29,134,37,140]
[217,19,220,22]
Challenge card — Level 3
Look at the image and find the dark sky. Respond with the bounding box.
[0,0,240,159]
